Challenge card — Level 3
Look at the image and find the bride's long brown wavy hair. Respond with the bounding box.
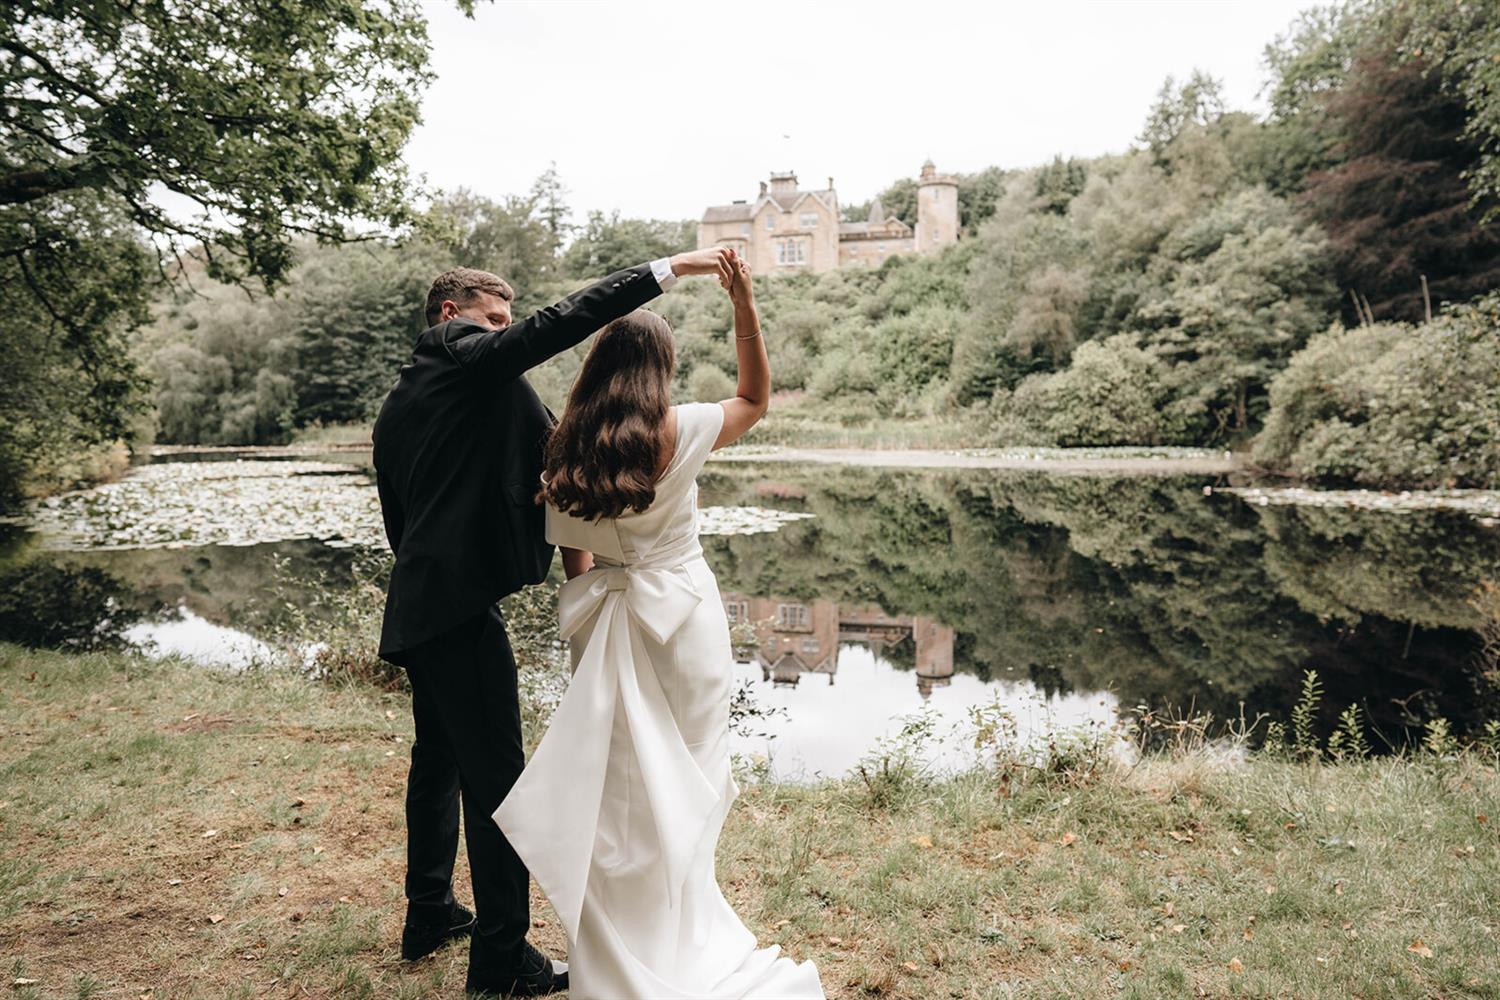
[539,309,676,520]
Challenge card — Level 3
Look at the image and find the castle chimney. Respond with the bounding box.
[759,180,767,197]
[769,171,798,195]
[827,176,834,191]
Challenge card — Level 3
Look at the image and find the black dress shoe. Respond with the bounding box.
[465,939,568,997]
[401,902,476,961]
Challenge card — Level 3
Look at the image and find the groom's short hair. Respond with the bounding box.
[425,267,515,327]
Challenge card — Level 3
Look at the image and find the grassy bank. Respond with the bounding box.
[1,645,1497,999]
[281,407,991,452]
[740,406,993,451]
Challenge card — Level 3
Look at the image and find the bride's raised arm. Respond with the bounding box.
[712,259,768,450]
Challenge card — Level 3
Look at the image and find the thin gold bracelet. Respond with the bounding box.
[735,329,763,340]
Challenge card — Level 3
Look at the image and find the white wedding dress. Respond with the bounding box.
[494,401,825,999]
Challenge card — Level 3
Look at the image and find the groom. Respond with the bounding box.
[372,247,738,996]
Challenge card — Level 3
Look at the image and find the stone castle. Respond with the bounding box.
[721,592,956,699]
[696,160,959,274]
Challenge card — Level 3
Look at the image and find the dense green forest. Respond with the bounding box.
[4,0,1499,512]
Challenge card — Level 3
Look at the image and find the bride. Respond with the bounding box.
[493,257,825,999]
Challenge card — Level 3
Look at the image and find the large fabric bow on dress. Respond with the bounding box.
[493,556,721,943]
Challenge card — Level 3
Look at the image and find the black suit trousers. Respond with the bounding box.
[402,605,529,963]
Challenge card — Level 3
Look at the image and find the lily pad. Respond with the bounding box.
[1217,486,1500,520]
[29,461,816,551]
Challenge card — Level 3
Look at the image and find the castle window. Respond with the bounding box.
[799,212,817,229]
[775,239,808,266]
[765,214,775,230]
[725,600,749,623]
[800,638,819,654]
[777,603,809,629]
[740,222,750,235]
[933,188,941,202]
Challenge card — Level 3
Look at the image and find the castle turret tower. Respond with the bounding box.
[914,159,959,255]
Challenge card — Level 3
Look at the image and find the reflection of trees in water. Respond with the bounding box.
[0,552,145,650]
[77,539,364,635]
[1255,505,1499,630]
[699,465,1499,740]
[878,633,916,672]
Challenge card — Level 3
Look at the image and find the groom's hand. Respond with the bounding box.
[670,247,738,288]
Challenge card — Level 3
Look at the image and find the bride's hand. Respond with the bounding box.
[728,259,753,303]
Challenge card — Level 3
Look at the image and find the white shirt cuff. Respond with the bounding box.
[650,256,678,291]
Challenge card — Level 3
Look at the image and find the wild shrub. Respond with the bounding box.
[1008,334,1187,446]
[855,706,940,811]
[1255,294,1500,487]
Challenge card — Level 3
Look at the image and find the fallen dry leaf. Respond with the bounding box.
[909,835,933,849]
[13,979,38,987]
[200,829,219,839]
[1060,831,1078,847]
[1243,927,1254,941]
[1170,924,1187,934]
[1167,830,1193,843]
[277,887,288,898]
[1408,939,1434,959]
[1228,957,1244,974]
[901,961,918,972]
[207,914,225,924]
[771,919,790,930]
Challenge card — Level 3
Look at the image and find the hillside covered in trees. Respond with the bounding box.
[5,0,1499,508]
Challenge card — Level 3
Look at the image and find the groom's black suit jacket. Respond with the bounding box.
[372,262,665,664]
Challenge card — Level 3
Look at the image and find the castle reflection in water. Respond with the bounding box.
[720,593,956,698]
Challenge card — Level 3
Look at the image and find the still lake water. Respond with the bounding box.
[7,448,1500,778]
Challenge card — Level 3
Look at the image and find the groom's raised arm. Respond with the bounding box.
[449,248,737,382]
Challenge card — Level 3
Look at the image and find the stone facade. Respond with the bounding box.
[915,160,960,254]
[698,161,960,274]
[838,193,915,268]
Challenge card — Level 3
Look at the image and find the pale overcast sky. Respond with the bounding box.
[405,0,1317,223]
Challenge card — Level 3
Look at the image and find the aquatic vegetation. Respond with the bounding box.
[30,460,383,551]
[960,445,1223,461]
[698,505,816,535]
[1218,485,1500,520]
[27,460,818,552]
